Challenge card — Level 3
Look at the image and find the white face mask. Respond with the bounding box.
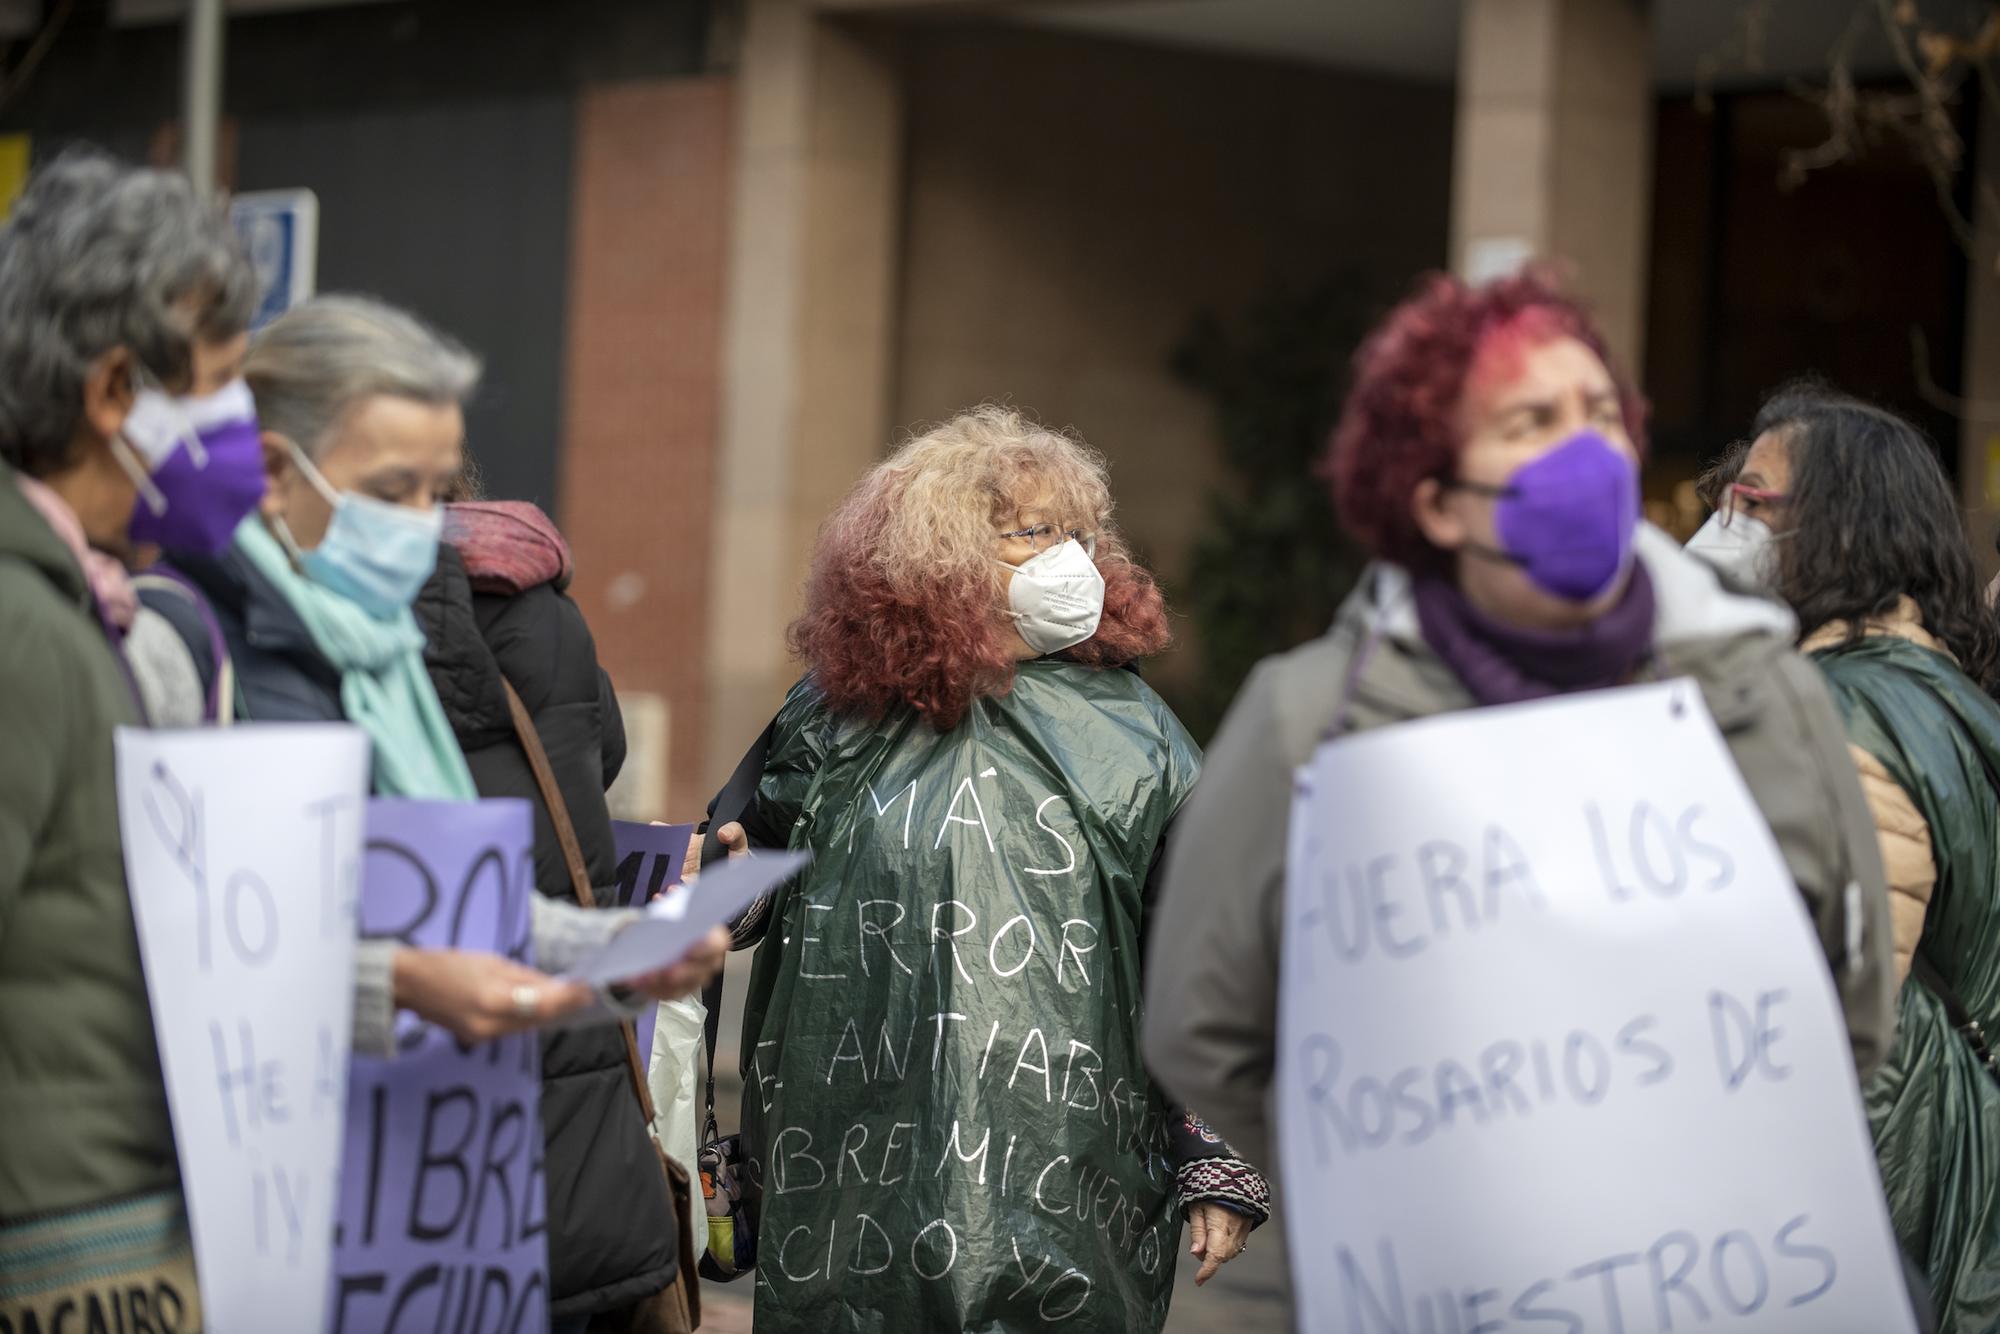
[274,439,443,620]
[1000,538,1105,655]
[1685,510,1779,588]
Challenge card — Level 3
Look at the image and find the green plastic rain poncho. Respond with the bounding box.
[733,661,1257,1334]
[1815,635,2000,1331]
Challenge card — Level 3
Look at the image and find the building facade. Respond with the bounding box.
[10,0,1990,819]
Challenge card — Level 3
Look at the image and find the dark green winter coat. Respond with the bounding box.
[737,661,1202,1334]
[0,469,171,1218]
[1814,633,2000,1332]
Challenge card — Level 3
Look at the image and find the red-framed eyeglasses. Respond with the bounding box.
[1721,483,1787,527]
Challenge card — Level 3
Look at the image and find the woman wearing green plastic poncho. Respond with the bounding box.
[725,408,1269,1333]
[1714,385,2000,1333]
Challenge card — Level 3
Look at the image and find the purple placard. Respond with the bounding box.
[611,821,698,1063]
[329,798,549,1334]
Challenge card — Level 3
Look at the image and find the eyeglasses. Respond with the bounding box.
[999,523,1096,557]
[1720,483,1788,528]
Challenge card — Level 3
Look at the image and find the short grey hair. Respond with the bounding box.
[246,295,482,459]
[0,147,255,475]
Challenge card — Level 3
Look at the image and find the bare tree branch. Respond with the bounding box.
[1912,325,2000,417]
[1765,0,2000,277]
[1874,0,2000,272]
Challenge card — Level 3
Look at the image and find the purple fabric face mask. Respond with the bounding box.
[1453,429,1640,602]
[122,379,268,554]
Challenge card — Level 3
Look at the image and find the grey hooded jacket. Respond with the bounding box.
[1141,526,1898,1174]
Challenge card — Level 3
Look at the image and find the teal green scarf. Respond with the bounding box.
[233,517,475,800]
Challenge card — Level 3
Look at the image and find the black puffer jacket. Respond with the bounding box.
[415,526,677,1321]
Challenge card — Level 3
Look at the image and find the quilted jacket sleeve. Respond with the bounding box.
[1849,742,1936,986]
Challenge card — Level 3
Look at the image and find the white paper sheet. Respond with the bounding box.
[565,849,809,986]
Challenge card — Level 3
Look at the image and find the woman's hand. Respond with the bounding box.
[1188,1202,1253,1286]
[680,821,751,882]
[611,925,731,1003]
[392,947,594,1044]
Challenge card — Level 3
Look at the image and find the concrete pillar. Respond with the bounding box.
[1960,94,2000,576]
[181,0,224,194]
[705,0,905,783]
[1451,0,1652,371]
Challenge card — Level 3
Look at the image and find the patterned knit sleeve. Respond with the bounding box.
[1166,1109,1272,1225]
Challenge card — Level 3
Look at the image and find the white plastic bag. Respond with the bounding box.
[646,994,708,1250]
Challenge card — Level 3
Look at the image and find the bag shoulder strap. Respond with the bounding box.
[701,714,780,866]
[1909,949,2000,1085]
[501,677,660,1123]
[131,568,236,725]
[699,714,779,1140]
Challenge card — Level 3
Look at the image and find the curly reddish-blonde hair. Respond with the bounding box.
[1325,268,1648,574]
[788,407,1170,730]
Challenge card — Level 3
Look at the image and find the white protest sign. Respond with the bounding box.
[116,724,369,1334]
[564,849,808,987]
[1277,681,1914,1334]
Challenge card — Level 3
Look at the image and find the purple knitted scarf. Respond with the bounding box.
[1412,565,1658,706]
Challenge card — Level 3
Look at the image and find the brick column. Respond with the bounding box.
[560,79,735,819]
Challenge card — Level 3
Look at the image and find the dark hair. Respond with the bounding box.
[1759,382,2000,692]
[0,148,255,476]
[1693,437,1749,512]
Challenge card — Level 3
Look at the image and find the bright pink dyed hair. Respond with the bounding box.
[1324,268,1648,574]
[788,407,1170,731]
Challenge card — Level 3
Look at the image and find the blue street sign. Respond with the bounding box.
[229,189,319,331]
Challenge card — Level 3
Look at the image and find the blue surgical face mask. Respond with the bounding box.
[273,439,441,619]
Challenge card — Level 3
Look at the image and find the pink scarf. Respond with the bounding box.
[443,500,573,594]
[14,474,138,631]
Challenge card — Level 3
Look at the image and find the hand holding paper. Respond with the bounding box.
[609,925,731,1004]
[392,947,595,1043]
[568,849,809,988]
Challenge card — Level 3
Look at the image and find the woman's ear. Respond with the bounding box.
[259,429,292,521]
[80,347,138,447]
[1411,476,1468,553]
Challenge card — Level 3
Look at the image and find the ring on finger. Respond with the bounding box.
[510,983,539,1017]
